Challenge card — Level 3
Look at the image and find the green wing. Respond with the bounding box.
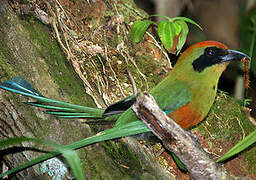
[150,79,191,113]
[115,80,190,127]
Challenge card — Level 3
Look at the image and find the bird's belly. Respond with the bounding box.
[168,103,202,129]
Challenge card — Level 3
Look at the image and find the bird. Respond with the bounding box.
[0,41,250,165]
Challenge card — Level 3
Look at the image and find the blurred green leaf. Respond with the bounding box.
[173,21,182,34]
[172,17,202,30]
[0,121,150,178]
[130,20,154,44]
[0,137,85,180]
[217,130,256,163]
[61,149,86,180]
[171,152,187,172]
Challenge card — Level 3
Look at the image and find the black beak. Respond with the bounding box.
[220,50,251,62]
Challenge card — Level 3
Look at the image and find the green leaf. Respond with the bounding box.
[158,21,181,53]
[0,137,85,180]
[171,152,187,172]
[172,21,182,35]
[172,17,202,30]
[61,149,86,180]
[0,136,61,149]
[0,121,150,178]
[217,129,256,163]
[130,20,154,44]
[158,21,174,52]
[175,21,189,54]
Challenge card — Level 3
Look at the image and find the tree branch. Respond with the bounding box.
[132,92,245,179]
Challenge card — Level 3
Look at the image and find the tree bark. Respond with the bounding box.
[0,0,255,179]
[0,0,173,179]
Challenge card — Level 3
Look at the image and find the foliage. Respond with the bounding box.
[0,137,85,180]
[0,121,150,178]
[129,15,202,54]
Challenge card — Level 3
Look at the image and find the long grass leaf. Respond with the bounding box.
[217,130,256,163]
[0,121,150,178]
[0,137,85,179]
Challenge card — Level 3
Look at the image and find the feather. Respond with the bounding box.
[0,77,105,118]
[103,95,136,116]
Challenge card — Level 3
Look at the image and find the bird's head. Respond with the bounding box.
[173,41,250,82]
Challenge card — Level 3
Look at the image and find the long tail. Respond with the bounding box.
[0,76,105,119]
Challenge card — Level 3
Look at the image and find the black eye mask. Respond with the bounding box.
[192,47,227,72]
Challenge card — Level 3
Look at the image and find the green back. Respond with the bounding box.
[115,79,190,127]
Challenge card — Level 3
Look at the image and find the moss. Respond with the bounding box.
[102,140,143,176]
[135,55,163,88]
[193,92,256,174]
[207,93,253,138]
[0,39,17,79]
[20,17,95,107]
[14,17,147,178]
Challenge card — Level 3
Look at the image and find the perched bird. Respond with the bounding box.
[0,41,250,160]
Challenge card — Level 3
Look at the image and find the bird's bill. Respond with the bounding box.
[220,50,251,62]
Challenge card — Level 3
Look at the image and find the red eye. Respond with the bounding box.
[206,49,215,57]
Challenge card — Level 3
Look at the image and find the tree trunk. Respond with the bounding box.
[0,0,173,179]
[0,0,255,179]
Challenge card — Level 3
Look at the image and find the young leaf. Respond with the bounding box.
[130,20,154,44]
[173,21,182,35]
[158,21,181,54]
[172,17,202,30]
[217,129,256,163]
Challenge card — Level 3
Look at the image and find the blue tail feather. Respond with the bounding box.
[0,76,42,96]
[0,77,106,119]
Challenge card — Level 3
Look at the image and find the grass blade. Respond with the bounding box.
[0,137,85,179]
[217,129,256,163]
[0,121,150,178]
